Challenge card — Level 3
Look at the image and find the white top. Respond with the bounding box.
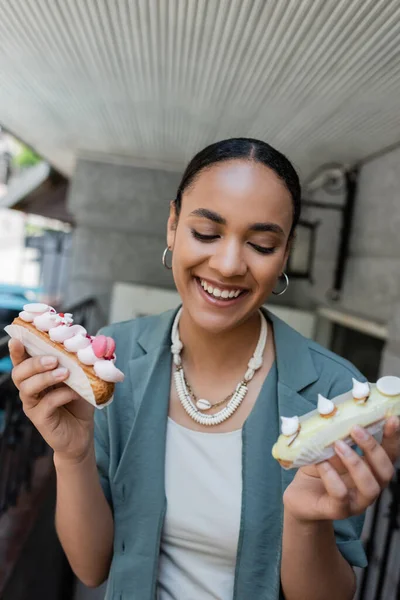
[157,418,243,600]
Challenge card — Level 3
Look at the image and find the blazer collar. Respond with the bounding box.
[135,308,178,356]
[132,306,319,394]
[264,307,318,392]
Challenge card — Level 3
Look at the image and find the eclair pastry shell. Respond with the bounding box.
[272,383,400,469]
[7,317,114,406]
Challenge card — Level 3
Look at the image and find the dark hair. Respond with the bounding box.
[174,137,301,240]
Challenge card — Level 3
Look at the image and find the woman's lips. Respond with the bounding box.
[195,277,249,308]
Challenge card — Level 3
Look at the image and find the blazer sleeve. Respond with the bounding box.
[92,325,114,509]
[94,405,113,509]
[328,365,369,568]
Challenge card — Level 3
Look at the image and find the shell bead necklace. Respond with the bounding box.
[171,308,267,426]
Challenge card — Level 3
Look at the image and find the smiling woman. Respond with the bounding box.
[8,138,400,600]
[166,139,299,338]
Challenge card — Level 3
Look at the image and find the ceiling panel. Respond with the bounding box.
[1,0,400,178]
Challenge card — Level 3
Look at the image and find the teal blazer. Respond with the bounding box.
[94,308,368,600]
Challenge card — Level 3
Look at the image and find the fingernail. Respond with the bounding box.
[335,440,352,456]
[41,356,57,367]
[352,425,369,441]
[52,367,68,379]
[319,461,332,473]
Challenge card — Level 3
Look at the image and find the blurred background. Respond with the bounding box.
[0,1,399,598]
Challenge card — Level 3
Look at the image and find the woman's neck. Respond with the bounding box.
[178,308,263,374]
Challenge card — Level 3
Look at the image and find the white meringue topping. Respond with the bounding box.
[49,325,76,343]
[352,378,370,399]
[281,416,300,436]
[19,303,50,322]
[376,376,400,397]
[64,333,91,353]
[23,303,50,313]
[77,344,98,365]
[93,360,125,383]
[317,394,336,416]
[19,311,35,322]
[33,312,59,332]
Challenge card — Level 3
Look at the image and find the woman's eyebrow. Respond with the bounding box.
[249,222,285,236]
[189,208,226,224]
[188,208,284,236]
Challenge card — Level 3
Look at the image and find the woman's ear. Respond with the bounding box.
[166,200,178,250]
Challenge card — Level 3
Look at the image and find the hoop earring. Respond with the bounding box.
[162,247,173,270]
[272,272,289,296]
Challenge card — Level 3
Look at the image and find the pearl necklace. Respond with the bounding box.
[171,309,268,426]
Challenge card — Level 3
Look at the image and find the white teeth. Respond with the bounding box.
[200,279,243,300]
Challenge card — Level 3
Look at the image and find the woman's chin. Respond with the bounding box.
[186,303,255,335]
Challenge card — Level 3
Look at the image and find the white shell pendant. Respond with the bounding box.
[196,398,212,410]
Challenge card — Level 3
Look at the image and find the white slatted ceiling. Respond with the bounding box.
[0,0,400,178]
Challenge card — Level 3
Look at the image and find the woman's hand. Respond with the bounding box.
[9,338,96,464]
[283,416,400,522]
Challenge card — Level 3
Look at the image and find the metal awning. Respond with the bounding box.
[0,162,72,223]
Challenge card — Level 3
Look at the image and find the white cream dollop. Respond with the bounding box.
[93,360,125,383]
[19,311,36,323]
[281,416,300,436]
[49,325,76,342]
[376,376,400,397]
[64,333,91,353]
[317,394,336,416]
[19,303,50,322]
[77,344,98,365]
[33,312,59,332]
[352,378,370,400]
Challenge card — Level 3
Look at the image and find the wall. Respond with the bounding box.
[66,158,181,329]
[282,148,400,378]
[341,149,400,323]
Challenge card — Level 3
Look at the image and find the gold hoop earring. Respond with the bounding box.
[162,247,173,270]
[272,272,289,296]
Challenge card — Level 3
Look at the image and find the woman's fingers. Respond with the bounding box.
[380,416,400,464]
[316,462,349,502]
[33,385,82,422]
[12,353,58,388]
[8,338,29,366]
[334,438,382,512]
[351,425,396,487]
[19,366,70,407]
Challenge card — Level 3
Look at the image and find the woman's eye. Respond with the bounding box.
[249,243,276,255]
[191,229,219,242]
[191,229,275,254]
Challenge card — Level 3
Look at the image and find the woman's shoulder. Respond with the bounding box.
[268,309,367,400]
[98,308,177,348]
[306,337,365,380]
[302,336,368,401]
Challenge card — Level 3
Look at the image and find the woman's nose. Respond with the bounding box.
[208,239,247,278]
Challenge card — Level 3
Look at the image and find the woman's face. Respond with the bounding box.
[167,159,294,333]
